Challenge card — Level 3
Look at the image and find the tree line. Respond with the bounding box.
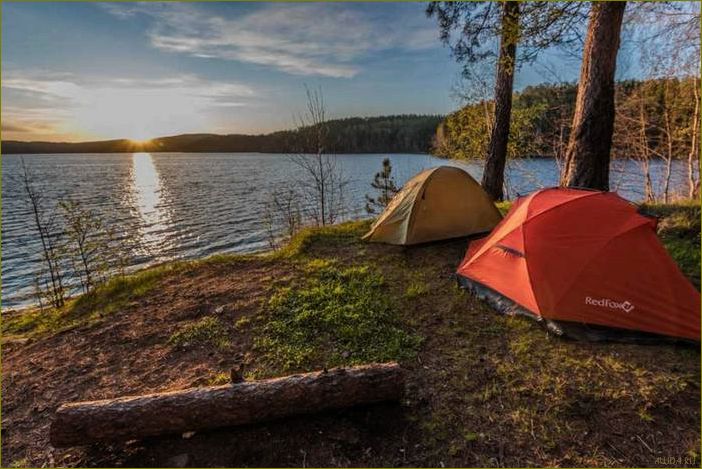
[427,1,700,201]
[3,115,443,155]
[434,78,699,193]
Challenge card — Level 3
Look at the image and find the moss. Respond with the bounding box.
[253,262,422,373]
[168,316,230,350]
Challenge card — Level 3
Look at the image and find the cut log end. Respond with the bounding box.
[50,362,404,447]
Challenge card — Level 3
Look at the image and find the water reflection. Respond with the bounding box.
[130,152,172,257]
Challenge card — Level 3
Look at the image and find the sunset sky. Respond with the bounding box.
[0,2,669,143]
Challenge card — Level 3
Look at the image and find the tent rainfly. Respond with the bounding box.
[457,187,701,342]
[362,166,502,245]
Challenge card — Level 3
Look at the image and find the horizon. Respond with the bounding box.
[1,1,689,143]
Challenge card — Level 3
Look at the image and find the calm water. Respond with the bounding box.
[2,153,695,309]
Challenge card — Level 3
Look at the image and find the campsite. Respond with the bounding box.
[2,1,701,468]
[2,196,699,467]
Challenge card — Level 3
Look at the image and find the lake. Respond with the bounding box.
[2,152,695,309]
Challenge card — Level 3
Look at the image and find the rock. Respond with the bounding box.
[168,453,189,468]
[214,306,225,314]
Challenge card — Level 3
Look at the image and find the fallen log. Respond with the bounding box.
[50,362,404,447]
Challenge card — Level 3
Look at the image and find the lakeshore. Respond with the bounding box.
[2,200,699,468]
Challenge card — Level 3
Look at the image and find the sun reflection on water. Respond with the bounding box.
[130,152,171,257]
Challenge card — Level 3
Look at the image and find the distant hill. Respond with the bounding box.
[2,115,443,155]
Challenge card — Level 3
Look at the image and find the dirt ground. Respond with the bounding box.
[2,221,700,468]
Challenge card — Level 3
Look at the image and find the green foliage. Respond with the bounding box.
[435,77,699,161]
[434,98,547,159]
[365,158,401,214]
[168,316,230,350]
[59,198,111,293]
[426,2,587,70]
[255,262,422,372]
[310,115,443,153]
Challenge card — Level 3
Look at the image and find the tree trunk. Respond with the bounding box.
[481,0,520,201]
[637,93,654,202]
[564,2,626,191]
[688,78,700,199]
[50,363,404,448]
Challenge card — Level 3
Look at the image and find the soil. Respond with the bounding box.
[2,229,700,468]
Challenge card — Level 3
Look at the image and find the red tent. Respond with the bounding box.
[456,188,700,341]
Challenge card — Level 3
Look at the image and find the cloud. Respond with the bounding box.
[1,105,75,141]
[2,122,29,133]
[101,3,439,78]
[2,71,257,140]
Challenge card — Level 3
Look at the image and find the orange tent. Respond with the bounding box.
[456,188,700,341]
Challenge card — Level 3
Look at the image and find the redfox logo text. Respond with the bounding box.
[585,296,635,313]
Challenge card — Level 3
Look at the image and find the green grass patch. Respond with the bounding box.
[168,316,230,350]
[644,201,701,287]
[273,220,371,258]
[405,280,430,299]
[254,261,422,373]
[2,263,180,338]
[233,316,252,331]
[661,237,701,286]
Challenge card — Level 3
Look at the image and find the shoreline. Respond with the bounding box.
[2,204,699,467]
[4,198,698,315]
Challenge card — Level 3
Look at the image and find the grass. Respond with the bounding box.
[405,280,430,299]
[2,262,182,338]
[273,220,371,258]
[168,316,230,350]
[643,201,701,287]
[252,258,422,374]
[3,199,699,467]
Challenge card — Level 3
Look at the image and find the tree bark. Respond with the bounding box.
[482,0,520,201]
[688,78,700,199]
[50,363,404,447]
[638,93,654,202]
[564,2,626,191]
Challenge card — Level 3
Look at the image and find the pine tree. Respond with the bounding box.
[365,158,401,214]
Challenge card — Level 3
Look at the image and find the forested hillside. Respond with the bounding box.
[433,77,700,162]
[3,115,442,155]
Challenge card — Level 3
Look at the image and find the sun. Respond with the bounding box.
[129,138,153,147]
